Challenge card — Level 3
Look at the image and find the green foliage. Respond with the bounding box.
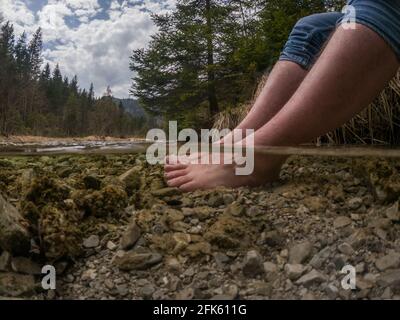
[130,0,332,129]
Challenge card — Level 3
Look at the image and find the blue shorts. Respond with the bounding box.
[280,0,400,69]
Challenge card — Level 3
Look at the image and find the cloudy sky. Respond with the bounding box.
[0,0,176,98]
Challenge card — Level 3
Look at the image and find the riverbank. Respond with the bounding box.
[0,154,400,300]
[0,135,145,145]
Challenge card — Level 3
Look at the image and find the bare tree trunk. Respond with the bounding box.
[205,0,219,116]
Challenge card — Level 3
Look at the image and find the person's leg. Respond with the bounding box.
[220,12,343,143]
[166,23,399,191]
[219,61,307,143]
[252,24,399,148]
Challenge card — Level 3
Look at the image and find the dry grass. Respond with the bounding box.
[214,70,400,145]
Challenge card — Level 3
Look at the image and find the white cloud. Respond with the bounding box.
[0,0,176,98]
[0,0,36,35]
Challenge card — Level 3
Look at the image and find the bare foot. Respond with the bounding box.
[164,152,284,192]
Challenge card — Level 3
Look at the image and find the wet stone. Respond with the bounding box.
[296,270,326,287]
[289,241,313,264]
[333,216,352,229]
[11,257,42,275]
[242,250,264,278]
[83,235,100,248]
[0,273,36,297]
[120,222,141,250]
[375,253,400,271]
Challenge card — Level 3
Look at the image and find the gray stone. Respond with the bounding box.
[120,222,141,250]
[337,243,354,255]
[296,270,327,287]
[0,272,36,297]
[0,251,11,271]
[263,261,277,275]
[284,264,306,280]
[106,241,117,251]
[261,230,284,247]
[113,251,163,271]
[139,285,155,299]
[375,252,400,271]
[0,194,31,255]
[214,252,230,268]
[333,216,352,229]
[242,250,264,277]
[386,201,400,221]
[11,257,41,275]
[377,269,400,288]
[289,241,313,264]
[347,197,363,210]
[309,246,331,269]
[104,279,114,290]
[325,284,339,300]
[83,235,100,248]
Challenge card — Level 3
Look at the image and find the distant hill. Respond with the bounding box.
[113,98,146,117]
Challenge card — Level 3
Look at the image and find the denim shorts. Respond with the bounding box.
[280,0,400,69]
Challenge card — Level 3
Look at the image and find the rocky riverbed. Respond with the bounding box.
[0,154,400,300]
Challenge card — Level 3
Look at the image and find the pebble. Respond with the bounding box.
[242,250,264,278]
[120,222,141,250]
[139,285,155,299]
[325,284,339,300]
[83,235,100,248]
[10,257,42,275]
[284,264,306,280]
[106,241,118,251]
[386,202,400,221]
[333,216,352,229]
[0,251,11,271]
[377,269,400,287]
[347,197,363,210]
[81,269,97,281]
[375,252,400,271]
[288,241,313,264]
[337,243,354,255]
[296,270,326,287]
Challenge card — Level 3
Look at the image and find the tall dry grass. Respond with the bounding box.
[213,70,400,145]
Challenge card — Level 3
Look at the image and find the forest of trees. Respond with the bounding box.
[0,18,147,137]
[131,0,346,130]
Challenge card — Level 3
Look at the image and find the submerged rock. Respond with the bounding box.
[0,272,36,297]
[120,222,141,250]
[0,194,31,255]
[113,251,163,271]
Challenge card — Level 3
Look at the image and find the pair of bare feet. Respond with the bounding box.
[164,144,285,192]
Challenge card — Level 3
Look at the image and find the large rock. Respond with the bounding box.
[0,272,36,297]
[120,222,141,250]
[0,194,31,255]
